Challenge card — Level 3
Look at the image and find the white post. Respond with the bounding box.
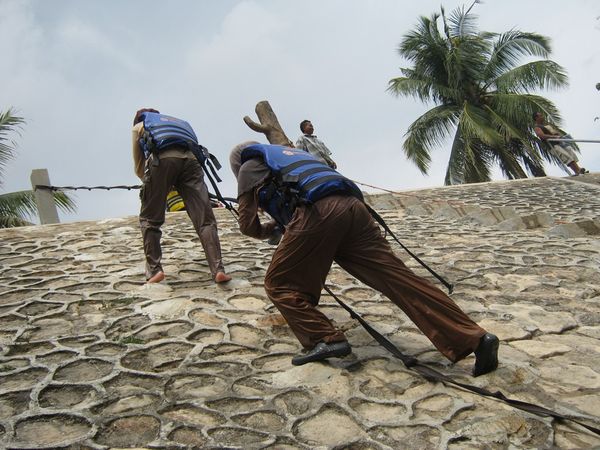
[30,169,60,224]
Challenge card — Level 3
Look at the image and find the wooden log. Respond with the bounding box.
[243,100,294,146]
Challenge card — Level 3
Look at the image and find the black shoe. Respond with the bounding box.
[472,333,499,377]
[291,341,352,366]
[580,168,589,174]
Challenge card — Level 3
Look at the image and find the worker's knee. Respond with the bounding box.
[264,271,279,299]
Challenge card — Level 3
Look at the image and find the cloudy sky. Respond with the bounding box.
[2,0,599,223]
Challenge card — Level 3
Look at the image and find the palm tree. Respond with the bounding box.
[388,1,568,185]
[0,108,76,227]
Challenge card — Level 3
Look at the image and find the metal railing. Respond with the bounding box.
[547,138,600,144]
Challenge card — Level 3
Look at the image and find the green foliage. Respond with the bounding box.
[0,109,25,184]
[389,2,568,184]
[0,108,76,227]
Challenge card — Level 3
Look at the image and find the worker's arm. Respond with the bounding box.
[237,190,277,240]
[534,125,559,141]
[132,122,145,180]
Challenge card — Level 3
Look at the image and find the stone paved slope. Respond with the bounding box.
[0,175,599,449]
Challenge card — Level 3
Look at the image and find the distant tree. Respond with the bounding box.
[388,1,568,184]
[0,108,76,227]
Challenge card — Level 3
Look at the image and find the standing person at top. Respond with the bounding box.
[229,142,499,376]
[295,120,337,169]
[533,111,589,176]
[132,108,232,284]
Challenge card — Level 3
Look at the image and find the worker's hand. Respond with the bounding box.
[267,227,283,245]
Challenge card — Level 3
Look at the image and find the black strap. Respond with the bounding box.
[323,286,600,437]
[365,203,454,294]
[186,146,238,217]
[280,159,318,176]
[303,174,345,192]
[295,166,336,181]
[208,152,222,170]
[203,164,238,217]
[147,123,197,141]
[205,158,222,183]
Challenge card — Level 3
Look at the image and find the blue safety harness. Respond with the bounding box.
[137,112,238,214]
[138,112,203,159]
[240,144,363,227]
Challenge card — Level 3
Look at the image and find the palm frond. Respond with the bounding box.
[0,190,38,217]
[399,14,444,62]
[52,191,77,213]
[0,109,25,182]
[482,104,530,141]
[455,105,498,183]
[517,146,547,177]
[0,189,77,227]
[463,141,493,184]
[387,73,457,104]
[398,14,452,87]
[444,36,490,93]
[493,60,568,93]
[0,215,32,228]
[491,141,528,180]
[447,2,480,38]
[388,77,434,103]
[486,93,561,127]
[460,103,504,148]
[483,31,552,81]
[402,105,461,173]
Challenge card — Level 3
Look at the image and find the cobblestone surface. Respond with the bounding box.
[0,175,599,449]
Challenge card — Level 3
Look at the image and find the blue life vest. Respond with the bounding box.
[240,144,363,226]
[139,112,199,158]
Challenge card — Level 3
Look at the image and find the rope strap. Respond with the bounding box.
[34,184,238,204]
[323,286,600,437]
[35,184,141,191]
[365,203,454,294]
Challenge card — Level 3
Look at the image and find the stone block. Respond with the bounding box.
[364,193,398,210]
[432,204,462,220]
[455,204,484,216]
[498,212,554,231]
[467,209,500,226]
[496,217,526,231]
[574,219,600,235]
[521,212,554,229]
[464,206,517,226]
[397,195,421,207]
[548,223,589,238]
[405,204,431,216]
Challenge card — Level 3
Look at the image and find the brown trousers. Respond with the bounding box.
[139,153,224,279]
[264,195,485,363]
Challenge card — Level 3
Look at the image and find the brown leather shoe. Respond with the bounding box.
[147,271,165,284]
[215,272,232,283]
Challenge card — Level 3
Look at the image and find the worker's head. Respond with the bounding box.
[229,141,260,179]
[300,120,314,135]
[532,112,544,123]
[133,108,160,125]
